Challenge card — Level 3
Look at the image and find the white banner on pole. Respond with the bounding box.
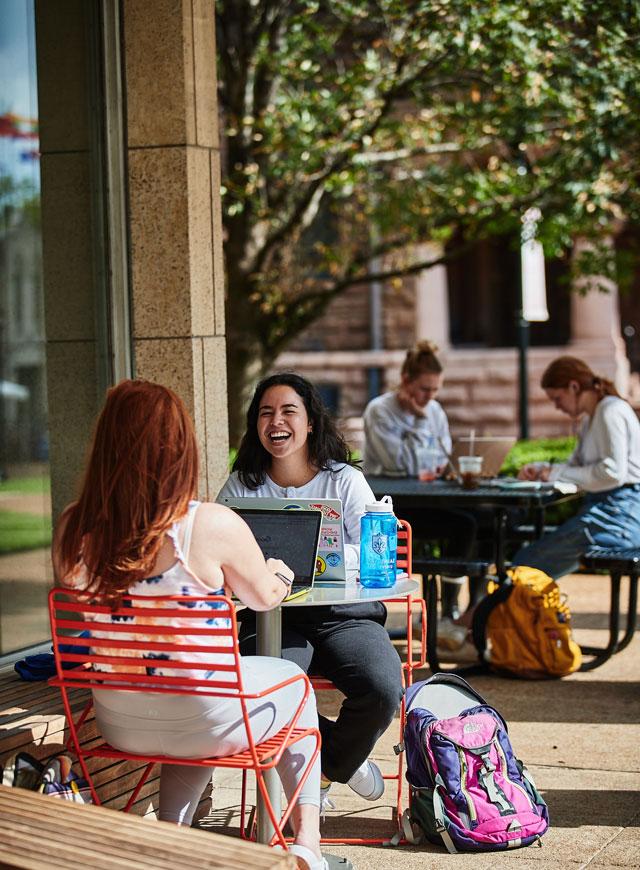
[520,208,549,322]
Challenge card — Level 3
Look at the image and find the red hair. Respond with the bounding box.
[541,356,619,399]
[58,379,199,602]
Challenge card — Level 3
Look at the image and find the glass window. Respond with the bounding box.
[0,0,51,656]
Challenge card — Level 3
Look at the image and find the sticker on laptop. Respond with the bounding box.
[315,555,326,576]
[320,525,341,550]
[326,553,342,567]
[308,503,341,521]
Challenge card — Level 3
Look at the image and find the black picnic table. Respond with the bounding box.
[366,476,579,577]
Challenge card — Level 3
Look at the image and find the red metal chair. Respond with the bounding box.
[48,588,320,849]
[310,519,426,845]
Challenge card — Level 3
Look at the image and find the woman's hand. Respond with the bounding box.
[518,462,551,481]
[266,558,294,600]
[397,385,425,418]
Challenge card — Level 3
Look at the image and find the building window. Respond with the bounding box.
[446,232,571,348]
[0,0,51,657]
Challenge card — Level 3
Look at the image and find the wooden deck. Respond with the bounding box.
[0,666,211,818]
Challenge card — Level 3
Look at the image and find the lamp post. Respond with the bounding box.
[518,207,549,440]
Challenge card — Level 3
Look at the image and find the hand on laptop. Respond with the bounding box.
[267,558,294,598]
[518,462,551,482]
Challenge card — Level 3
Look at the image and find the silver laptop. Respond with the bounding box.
[231,507,322,600]
[221,496,347,581]
[450,436,516,478]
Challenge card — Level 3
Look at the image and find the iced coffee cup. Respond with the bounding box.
[459,455,483,489]
[417,440,440,482]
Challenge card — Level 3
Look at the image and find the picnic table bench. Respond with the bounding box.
[0,784,294,869]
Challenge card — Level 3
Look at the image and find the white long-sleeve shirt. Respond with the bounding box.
[549,396,640,492]
[362,391,452,476]
[216,462,375,572]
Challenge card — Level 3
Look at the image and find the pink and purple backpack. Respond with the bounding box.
[400,674,549,852]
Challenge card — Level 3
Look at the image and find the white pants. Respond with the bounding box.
[93,656,320,824]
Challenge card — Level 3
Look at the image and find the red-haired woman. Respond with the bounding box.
[52,380,332,870]
[513,356,640,577]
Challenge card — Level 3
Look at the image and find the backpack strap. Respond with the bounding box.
[433,775,458,854]
[478,752,515,814]
[471,578,514,659]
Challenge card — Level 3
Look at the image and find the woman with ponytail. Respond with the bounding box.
[363,341,480,623]
[513,355,640,578]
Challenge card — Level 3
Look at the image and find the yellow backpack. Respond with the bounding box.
[472,566,582,678]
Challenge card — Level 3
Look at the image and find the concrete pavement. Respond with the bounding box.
[200,571,640,869]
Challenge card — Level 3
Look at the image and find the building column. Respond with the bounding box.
[570,238,629,396]
[414,242,450,351]
[123,0,228,498]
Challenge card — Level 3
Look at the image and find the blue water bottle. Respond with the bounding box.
[359,495,398,588]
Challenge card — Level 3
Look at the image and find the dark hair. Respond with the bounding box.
[233,372,356,489]
[401,340,443,381]
[541,356,619,399]
[58,379,198,602]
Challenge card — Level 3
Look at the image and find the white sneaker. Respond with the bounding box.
[442,638,479,664]
[346,759,385,801]
[320,783,335,820]
[437,617,468,651]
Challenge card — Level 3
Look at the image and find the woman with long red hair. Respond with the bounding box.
[53,380,332,870]
[513,356,640,577]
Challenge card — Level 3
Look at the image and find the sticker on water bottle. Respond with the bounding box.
[371,532,388,555]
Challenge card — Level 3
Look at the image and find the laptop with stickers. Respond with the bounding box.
[232,507,322,601]
[221,496,347,581]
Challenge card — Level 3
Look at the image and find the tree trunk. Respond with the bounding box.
[226,337,272,449]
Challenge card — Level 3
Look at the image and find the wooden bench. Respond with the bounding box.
[0,784,294,869]
[579,548,639,671]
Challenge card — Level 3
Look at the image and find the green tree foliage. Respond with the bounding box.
[216,0,640,442]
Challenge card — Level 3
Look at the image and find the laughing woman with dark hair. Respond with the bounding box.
[217,373,404,814]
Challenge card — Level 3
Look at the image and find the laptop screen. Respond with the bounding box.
[233,508,322,584]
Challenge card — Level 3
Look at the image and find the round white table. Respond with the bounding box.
[255,577,419,843]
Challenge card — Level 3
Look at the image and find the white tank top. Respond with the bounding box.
[68,501,233,682]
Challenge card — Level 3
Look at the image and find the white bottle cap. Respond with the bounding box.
[365,494,394,513]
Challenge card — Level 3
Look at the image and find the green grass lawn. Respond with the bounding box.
[0,474,51,495]
[0,510,52,554]
[500,436,577,477]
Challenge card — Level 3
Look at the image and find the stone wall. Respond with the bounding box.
[274,343,626,454]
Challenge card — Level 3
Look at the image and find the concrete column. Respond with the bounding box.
[123,0,228,498]
[570,238,629,396]
[37,0,228,518]
[36,1,102,520]
[414,242,450,351]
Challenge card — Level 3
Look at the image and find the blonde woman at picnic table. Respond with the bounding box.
[51,379,343,870]
[362,340,482,628]
[513,356,640,578]
[217,372,403,818]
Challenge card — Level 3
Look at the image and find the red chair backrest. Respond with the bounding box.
[396,519,412,575]
[49,588,244,698]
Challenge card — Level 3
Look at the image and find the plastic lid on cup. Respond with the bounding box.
[365,494,395,513]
